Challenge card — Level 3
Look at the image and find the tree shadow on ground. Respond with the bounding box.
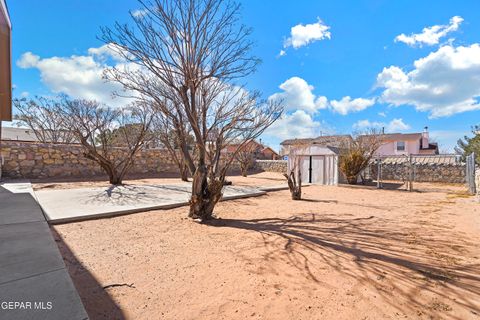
[51,228,126,320]
[206,213,480,319]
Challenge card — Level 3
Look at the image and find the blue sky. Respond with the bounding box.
[8,0,480,152]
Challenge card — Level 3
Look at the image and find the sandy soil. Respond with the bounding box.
[53,182,480,320]
[33,171,286,191]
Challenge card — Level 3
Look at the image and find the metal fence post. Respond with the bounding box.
[409,155,413,192]
[377,158,382,189]
[467,152,476,195]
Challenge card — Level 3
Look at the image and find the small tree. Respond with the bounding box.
[152,112,194,182]
[455,125,480,163]
[283,142,311,200]
[234,140,257,177]
[100,0,283,219]
[58,99,153,185]
[339,130,381,185]
[13,97,76,143]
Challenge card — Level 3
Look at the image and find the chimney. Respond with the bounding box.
[422,126,429,149]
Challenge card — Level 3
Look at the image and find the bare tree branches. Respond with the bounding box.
[234,140,258,177]
[339,129,382,185]
[13,97,76,143]
[100,0,283,219]
[57,99,154,185]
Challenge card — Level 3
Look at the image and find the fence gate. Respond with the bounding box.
[466,153,476,195]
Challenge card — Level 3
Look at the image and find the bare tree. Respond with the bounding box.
[284,142,310,200]
[100,0,283,220]
[152,110,193,181]
[234,140,257,177]
[339,130,382,185]
[58,99,153,185]
[13,97,76,143]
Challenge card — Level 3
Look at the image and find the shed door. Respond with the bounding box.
[300,156,310,183]
[311,156,325,184]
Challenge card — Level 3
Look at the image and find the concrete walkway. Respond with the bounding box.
[35,183,284,224]
[0,186,88,320]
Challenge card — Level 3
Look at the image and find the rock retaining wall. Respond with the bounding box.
[254,160,287,173]
[0,140,179,180]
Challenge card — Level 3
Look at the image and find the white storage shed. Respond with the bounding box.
[286,145,341,185]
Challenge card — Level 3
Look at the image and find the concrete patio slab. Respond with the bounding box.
[258,184,290,192]
[35,183,267,224]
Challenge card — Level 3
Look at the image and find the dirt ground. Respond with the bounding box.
[33,171,286,191]
[52,180,480,320]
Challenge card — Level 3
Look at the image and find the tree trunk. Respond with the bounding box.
[189,165,223,220]
[108,169,123,185]
[284,168,302,200]
[180,163,189,182]
[240,164,248,177]
[98,161,123,185]
[346,175,358,185]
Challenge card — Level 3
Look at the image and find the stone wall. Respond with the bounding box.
[0,140,179,180]
[370,163,466,184]
[254,160,287,173]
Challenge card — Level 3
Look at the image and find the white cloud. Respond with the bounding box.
[395,16,463,47]
[353,118,411,132]
[329,96,376,115]
[269,77,375,115]
[278,50,286,57]
[378,111,387,117]
[87,43,127,62]
[283,19,331,50]
[268,77,327,113]
[17,52,40,68]
[386,118,411,131]
[377,44,480,118]
[16,46,135,107]
[263,110,323,140]
[132,9,148,18]
[20,91,29,98]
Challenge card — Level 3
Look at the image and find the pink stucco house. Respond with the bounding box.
[374,127,438,156]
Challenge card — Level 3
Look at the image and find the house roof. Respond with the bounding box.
[261,146,279,156]
[375,133,423,141]
[1,127,77,143]
[281,135,352,147]
[280,138,314,146]
[311,135,352,147]
[1,127,40,142]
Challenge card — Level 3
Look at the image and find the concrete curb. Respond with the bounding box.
[46,189,269,225]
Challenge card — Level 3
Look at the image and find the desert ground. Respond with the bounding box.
[52,173,480,319]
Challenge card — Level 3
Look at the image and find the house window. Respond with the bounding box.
[397,141,405,151]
